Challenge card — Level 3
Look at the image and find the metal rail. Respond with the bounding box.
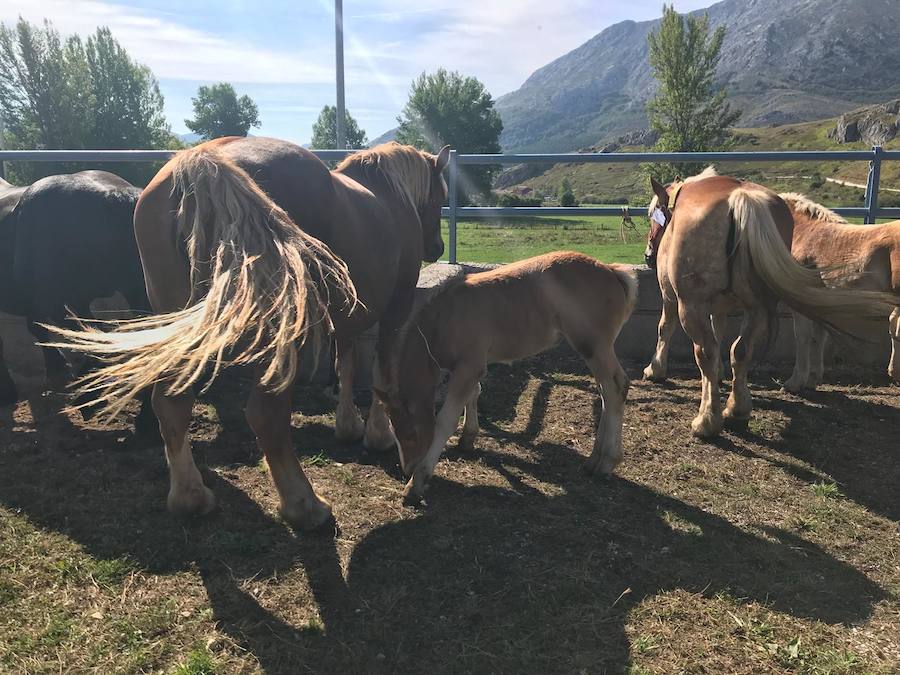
[2,146,896,263]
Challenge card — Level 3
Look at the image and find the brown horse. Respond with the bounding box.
[374,252,636,504]
[50,136,448,530]
[642,169,897,438]
[779,193,900,390]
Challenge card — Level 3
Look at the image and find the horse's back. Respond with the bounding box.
[11,171,144,317]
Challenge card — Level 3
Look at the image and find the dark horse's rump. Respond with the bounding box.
[0,171,148,407]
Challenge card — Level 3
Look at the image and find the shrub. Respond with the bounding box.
[559,178,579,207]
[496,192,543,207]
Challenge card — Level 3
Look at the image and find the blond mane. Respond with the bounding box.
[778,192,847,224]
[337,142,438,210]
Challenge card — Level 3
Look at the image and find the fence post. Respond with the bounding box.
[864,145,882,224]
[448,149,458,264]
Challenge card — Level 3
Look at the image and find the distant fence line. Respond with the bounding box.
[4,146,899,264]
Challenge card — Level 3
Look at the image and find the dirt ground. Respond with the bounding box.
[0,347,898,674]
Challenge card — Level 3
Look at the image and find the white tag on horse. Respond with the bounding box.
[651,207,667,227]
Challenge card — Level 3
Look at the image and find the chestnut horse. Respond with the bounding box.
[642,169,897,438]
[374,252,636,504]
[779,193,900,390]
[51,137,447,530]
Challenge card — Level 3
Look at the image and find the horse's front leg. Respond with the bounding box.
[363,356,396,451]
[245,372,332,530]
[644,294,678,382]
[403,366,484,504]
[889,308,900,383]
[679,303,723,438]
[334,336,365,442]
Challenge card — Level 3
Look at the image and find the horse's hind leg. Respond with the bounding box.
[458,381,482,450]
[888,308,899,383]
[679,302,723,438]
[784,312,813,392]
[153,382,215,517]
[724,307,768,427]
[583,348,629,475]
[644,294,678,382]
[245,375,332,530]
[363,358,396,451]
[0,336,18,406]
[334,336,365,442]
[808,320,828,388]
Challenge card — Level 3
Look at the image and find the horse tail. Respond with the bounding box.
[609,263,639,327]
[46,145,358,421]
[728,186,896,337]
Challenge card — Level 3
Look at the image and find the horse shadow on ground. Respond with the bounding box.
[732,384,900,521]
[0,403,888,673]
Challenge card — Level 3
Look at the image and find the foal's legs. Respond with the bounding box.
[334,336,365,442]
[583,348,629,475]
[723,307,768,425]
[153,382,215,517]
[245,376,333,530]
[458,381,482,450]
[643,295,678,382]
[679,302,723,438]
[403,365,484,503]
[889,308,900,383]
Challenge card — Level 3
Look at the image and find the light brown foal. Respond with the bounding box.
[780,193,900,390]
[375,252,637,503]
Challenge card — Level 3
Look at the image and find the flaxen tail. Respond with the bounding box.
[47,146,357,421]
[609,263,639,332]
[728,186,896,337]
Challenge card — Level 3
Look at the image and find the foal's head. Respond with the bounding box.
[375,321,442,476]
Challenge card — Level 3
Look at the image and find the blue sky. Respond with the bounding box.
[2,0,713,145]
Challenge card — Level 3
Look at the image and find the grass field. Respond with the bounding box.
[0,352,897,673]
[441,215,647,264]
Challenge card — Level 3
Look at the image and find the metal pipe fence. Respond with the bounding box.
[3,146,898,265]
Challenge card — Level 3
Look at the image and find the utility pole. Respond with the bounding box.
[335,0,346,149]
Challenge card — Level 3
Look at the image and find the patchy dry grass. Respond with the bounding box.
[0,349,897,673]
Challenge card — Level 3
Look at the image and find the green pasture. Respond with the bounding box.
[440,214,647,265]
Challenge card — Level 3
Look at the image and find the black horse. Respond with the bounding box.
[0,171,154,431]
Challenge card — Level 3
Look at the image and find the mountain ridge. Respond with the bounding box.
[495,0,900,153]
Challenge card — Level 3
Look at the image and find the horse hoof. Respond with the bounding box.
[334,411,365,443]
[642,365,666,382]
[691,414,722,438]
[723,412,750,431]
[402,475,428,507]
[280,497,334,531]
[362,435,396,453]
[457,433,476,451]
[168,485,216,518]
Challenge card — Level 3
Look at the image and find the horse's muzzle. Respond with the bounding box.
[425,241,444,263]
[644,253,657,269]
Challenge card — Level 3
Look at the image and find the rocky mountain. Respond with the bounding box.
[496,0,900,153]
[830,99,900,145]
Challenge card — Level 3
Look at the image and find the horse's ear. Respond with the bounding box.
[673,174,682,183]
[434,145,451,173]
[650,177,669,208]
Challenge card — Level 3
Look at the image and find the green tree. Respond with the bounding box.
[646,4,740,180]
[396,69,502,203]
[558,177,578,207]
[310,105,368,149]
[185,83,260,140]
[0,18,175,184]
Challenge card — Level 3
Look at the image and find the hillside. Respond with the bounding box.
[496,0,900,153]
[509,113,900,210]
